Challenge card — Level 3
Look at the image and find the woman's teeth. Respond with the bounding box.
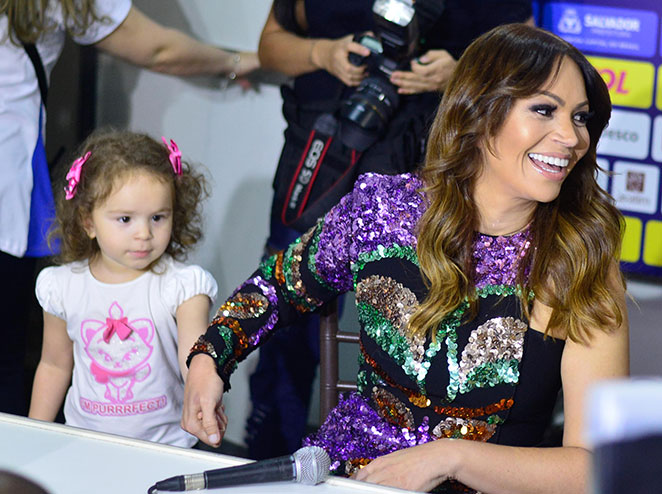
[529,153,569,168]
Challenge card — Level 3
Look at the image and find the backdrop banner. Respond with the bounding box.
[535,0,662,278]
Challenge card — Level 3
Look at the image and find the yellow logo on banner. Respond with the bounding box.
[621,216,642,263]
[588,56,654,109]
[644,220,662,267]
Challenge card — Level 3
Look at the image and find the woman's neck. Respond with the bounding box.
[474,189,536,236]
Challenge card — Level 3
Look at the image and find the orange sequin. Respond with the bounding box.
[360,342,514,419]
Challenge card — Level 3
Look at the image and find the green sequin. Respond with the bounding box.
[351,243,418,288]
[357,370,368,392]
[461,360,521,393]
[217,325,235,366]
[487,414,505,425]
[440,285,529,402]
[358,302,412,371]
[259,255,276,279]
[359,298,450,394]
[281,235,322,312]
[476,283,533,301]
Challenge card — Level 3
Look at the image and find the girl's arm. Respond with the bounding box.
[94,6,259,78]
[355,266,630,493]
[28,312,74,421]
[176,294,213,383]
[258,3,369,86]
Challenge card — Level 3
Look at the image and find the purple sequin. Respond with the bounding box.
[315,173,425,291]
[303,393,434,468]
[473,230,531,290]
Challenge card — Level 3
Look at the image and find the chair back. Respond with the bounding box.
[318,298,359,423]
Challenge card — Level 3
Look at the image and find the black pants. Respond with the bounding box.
[0,251,38,415]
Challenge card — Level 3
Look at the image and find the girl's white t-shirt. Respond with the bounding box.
[36,256,217,447]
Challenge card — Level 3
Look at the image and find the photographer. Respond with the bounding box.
[247,0,535,459]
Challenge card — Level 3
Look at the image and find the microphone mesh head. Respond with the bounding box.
[293,446,331,485]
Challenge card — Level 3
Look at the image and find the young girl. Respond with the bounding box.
[29,130,217,448]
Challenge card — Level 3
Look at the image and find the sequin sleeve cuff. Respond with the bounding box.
[187,335,232,390]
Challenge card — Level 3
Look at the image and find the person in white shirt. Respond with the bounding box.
[29,129,218,447]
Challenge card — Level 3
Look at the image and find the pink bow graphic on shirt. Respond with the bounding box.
[161,137,182,176]
[102,316,135,343]
[64,151,91,200]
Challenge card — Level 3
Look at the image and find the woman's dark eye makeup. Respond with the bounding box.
[574,110,594,125]
[529,102,593,126]
[531,104,556,116]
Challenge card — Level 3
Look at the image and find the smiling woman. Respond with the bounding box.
[183,24,628,494]
[475,57,591,222]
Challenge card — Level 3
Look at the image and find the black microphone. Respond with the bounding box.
[148,446,331,492]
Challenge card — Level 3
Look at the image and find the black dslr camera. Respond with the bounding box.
[338,0,420,151]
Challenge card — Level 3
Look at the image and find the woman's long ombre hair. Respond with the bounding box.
[410,23,624,343]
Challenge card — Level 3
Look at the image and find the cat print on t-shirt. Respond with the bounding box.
[79,301,167,415]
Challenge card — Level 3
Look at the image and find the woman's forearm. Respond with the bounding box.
[355,438,590,494]
[451,440,589,494]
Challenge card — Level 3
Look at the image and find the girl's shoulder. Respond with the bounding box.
[36,261,89,285]
[156,256,218,311]
[35,261,89,319]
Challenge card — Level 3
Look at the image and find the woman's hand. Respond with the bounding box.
[181,354,227,447]
[353,440,457,492]
[311,34,371,86]
[389,49,457,94]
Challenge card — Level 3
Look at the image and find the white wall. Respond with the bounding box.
[96,0,284,446]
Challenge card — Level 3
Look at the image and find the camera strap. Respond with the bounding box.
[280,127,362,227]
[22,42,48,109]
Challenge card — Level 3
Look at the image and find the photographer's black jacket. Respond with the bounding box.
[270,0,533,232]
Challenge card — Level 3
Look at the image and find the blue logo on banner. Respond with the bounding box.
[543,2,658,58]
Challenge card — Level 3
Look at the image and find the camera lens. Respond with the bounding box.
[338,76,400,151]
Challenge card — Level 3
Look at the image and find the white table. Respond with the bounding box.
[0,413,414,494]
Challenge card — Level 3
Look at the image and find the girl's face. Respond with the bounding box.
[475,56,591,213]
[84,171,173,283]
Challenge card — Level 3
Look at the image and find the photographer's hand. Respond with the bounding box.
[311,34,370,87]
[390,49,457,94]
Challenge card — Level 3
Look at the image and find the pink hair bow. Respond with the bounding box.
[103,316,135,343]
[162,137,182,176]
[64,151,91,200]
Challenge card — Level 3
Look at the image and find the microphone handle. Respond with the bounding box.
[204,455,296,488]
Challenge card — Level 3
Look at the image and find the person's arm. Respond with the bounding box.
[181,353,227,446]
[176,294,212,383]
[258,3,369,86]
[93,6,259,78]
[355,265,630,493]
[28,312,73,421]
[178,295,228,447]
[182,180,361,447]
